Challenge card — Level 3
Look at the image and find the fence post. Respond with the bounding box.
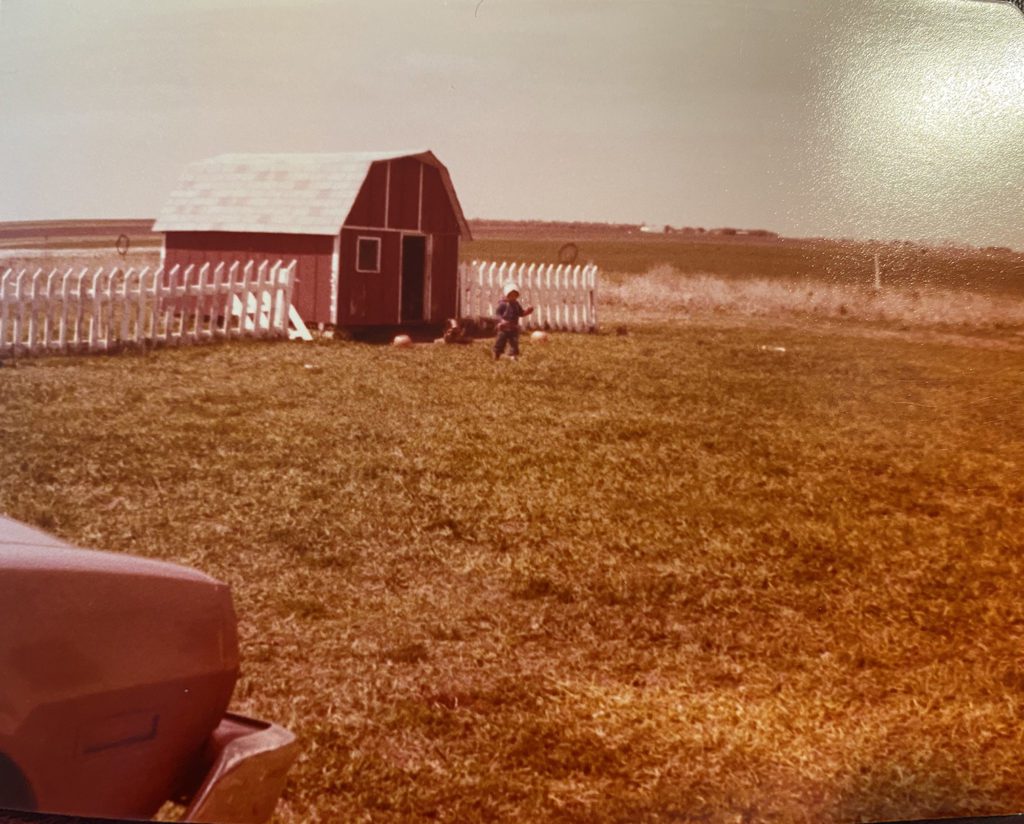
[61,269,80,350]
[156,265,174,342]
[225,262,241,337]
[206,262,218,333]
[271,262,283,333]
[0,268,13,355]
[238,261,253,334]
[84,269,100,351]
[232,262,248,336]
[128,268,145,345]
[32,271,50,352]
[272,260,284,334]
[571,265,581,331]
[551,264,562,330]
[525,263,537,329]
[43,269,64,351]
[254,261,270,335]
[166,265,184,343]
[281,260,297,334]
[208,263,224,339]
[261,261,277,335]
[117,268,132,345]
[162,265,174,343]
[12,270,31,354]
[590,265,599,331]
[474,261,484,318]
[190,263,209,343]
[104,268,119,350]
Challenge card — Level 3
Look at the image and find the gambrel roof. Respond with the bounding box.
[153,150,470,237]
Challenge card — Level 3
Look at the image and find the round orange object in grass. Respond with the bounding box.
[530,330,550,343]
[393,334,412,348]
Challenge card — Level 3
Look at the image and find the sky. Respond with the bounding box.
[0,0,1022,247]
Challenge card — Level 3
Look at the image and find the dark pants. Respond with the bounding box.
[493,329,520,358]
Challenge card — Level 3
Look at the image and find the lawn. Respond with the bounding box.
[2,264,1024,822]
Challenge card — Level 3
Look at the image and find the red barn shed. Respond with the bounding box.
[153,150,471,328]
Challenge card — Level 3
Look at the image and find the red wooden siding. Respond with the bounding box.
[338,229,400,325]
[420,166,461,235]
[387,157,421,231]
[344,159,461,235]
[163,232,334,326]
[429,233,459,321]
[345,161,388,227]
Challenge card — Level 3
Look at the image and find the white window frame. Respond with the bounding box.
[355,236,381,273]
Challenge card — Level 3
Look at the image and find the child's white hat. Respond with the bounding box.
[503,282,520,298]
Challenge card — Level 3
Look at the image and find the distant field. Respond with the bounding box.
[4,219,1023,299]
[2,230,1024,822]
[463,237,1024,298]
[0,219,160,251]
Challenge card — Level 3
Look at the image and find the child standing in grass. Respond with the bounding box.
[493,283,534,361]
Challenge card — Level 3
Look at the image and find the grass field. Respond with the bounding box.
[2,236,1024,822]
[463,237,1024,298]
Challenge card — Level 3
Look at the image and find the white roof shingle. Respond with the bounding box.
[153,150,469,237]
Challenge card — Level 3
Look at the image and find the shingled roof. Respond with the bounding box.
[153,150,470,237]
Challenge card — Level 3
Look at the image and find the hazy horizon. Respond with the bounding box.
[1,0,1022,248]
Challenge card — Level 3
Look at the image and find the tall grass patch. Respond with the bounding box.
[603,265,1024,330]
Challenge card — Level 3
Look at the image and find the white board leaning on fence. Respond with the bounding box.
[458,261,598,332]
[0,259,310,357]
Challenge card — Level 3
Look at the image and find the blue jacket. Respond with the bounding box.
[496,299,528,331]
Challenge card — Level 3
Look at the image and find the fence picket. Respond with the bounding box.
[161,265,176,343]
[191,263,208,343]
[256,263,269,331]
[14,271,30,352]
[0,269,11,351]
[240,262,255,334]
[276,261,296,329]
[61,269,77,350]
[31,271,49,349]
[93,270,103,351]
[12,271,27,352]
[457,259,599,333]
[525,263,535,322]
[0,258,298,358]
[224,262,240,338]
[117,268,131,344]
[208,263,224,339]
[131,268,147,344]
[255,261,269,334]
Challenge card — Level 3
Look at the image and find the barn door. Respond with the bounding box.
[400,235,426,322]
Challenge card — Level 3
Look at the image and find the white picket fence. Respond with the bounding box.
[0,259,303,357]
[458,260,598,332]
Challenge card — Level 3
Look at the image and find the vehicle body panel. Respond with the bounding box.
[0,516,293,822]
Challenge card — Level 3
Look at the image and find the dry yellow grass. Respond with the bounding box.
[0,249,160,274]
[602,265,1024,331]
[2,251,1024,822]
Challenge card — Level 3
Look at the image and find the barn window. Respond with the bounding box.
[356,237,381,273]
